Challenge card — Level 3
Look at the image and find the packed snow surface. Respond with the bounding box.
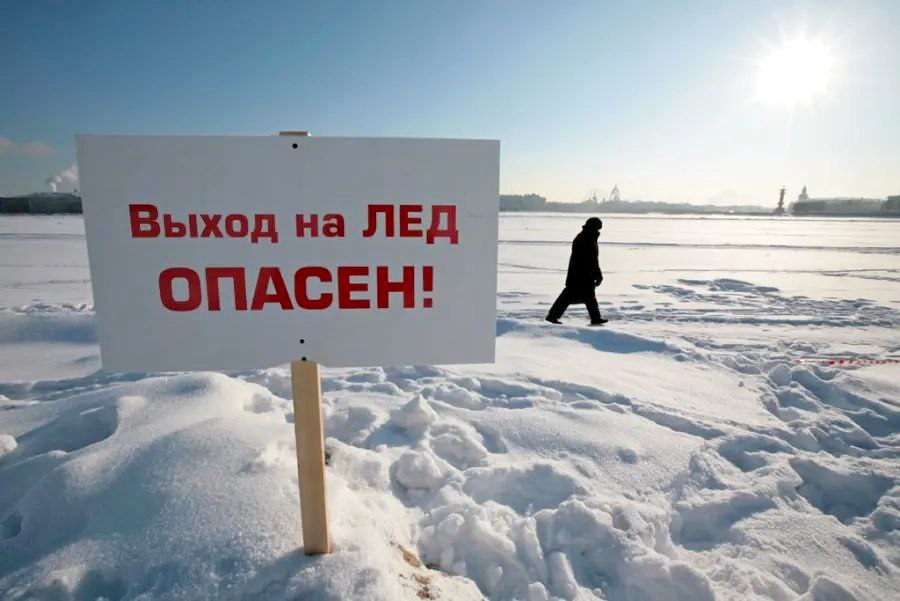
[1,213,899,600]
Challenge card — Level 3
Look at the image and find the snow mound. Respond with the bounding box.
[0,373,484,600]
[418,491,715,601]
[388,395,438,433]
[768,364,793,387]
[497,317,681,355]
[0,303,96,344]
[0,434,16,459]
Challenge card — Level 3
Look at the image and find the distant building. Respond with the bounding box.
[0,192,82,214]
[887,195,900,212]
[789,186,898,216]
[608,185,620,202]
[499,194,547,211]
[774,186,786,215]
[587,185,620,204]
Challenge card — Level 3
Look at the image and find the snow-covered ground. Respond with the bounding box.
[1,213,898,600]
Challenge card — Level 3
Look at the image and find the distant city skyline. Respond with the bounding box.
[2,1,898,204]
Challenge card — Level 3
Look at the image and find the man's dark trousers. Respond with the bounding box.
[547,286,602,323]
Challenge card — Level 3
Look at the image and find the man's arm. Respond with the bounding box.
[592,245,602,285]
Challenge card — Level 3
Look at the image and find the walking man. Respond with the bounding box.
[545,217,608,326]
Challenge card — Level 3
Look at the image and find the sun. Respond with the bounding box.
[753,34,836,108]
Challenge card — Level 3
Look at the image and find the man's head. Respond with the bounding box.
[584,217,603,233]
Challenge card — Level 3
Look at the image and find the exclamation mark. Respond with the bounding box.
[423,266,434,308]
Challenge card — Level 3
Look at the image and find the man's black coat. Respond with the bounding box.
[565,227,602,291]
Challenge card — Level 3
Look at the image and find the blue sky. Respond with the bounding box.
[2,0,898,204]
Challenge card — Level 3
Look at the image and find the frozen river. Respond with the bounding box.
[3,212,899,310]
[499,212,900,313]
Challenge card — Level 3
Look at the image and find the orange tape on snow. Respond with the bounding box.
[792,357,900,367]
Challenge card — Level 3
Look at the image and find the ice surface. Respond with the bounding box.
[1,214,898,600]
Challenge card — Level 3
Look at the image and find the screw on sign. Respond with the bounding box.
[75,132,500,554]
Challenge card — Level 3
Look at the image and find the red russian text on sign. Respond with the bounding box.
[362,204,458,244]
[130,204,279,244]
[158,265,434,312]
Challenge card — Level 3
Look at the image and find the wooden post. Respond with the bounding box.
[290,359,331,554]
[280,130,329,554]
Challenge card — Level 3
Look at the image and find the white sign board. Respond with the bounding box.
[76,135,499,371]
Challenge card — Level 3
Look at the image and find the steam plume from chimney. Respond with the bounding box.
[45,164,79,192]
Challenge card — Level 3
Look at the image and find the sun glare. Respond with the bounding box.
[754,34,836,108]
